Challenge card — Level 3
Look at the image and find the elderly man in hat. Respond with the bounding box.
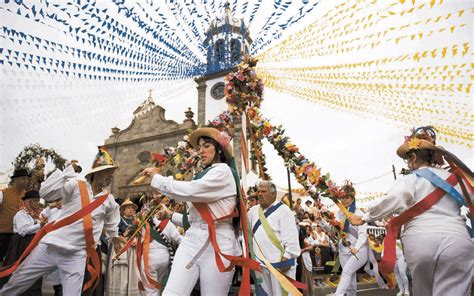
[0,168,30,263]
[3,190,46,295]
[0,149,121,296]
[349,126,474,296]
[247,180,300,295]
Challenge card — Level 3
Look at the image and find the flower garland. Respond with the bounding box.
[223,57,348,205]
[13,143,66,170]
[224,55,264,115]
[248,107,333,200]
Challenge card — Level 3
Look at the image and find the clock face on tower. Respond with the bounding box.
[210,82,225,100]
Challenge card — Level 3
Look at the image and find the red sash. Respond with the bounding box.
[380,173,458,278]
[193,202,261,296]
[0,183,109,281]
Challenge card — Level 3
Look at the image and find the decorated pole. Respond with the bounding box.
[223,55,352,219]
[245,112,266,180]
[286,166,293,209]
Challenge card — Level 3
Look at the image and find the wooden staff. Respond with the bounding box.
[118,162,197,260]
[113,204,161,260]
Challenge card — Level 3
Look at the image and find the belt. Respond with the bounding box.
[186,222,234,269]
[190,221,233,231]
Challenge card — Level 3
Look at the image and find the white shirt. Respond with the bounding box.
[363,167,470,238]
[149,218,182,251]
[248,201,301,264]
[312,231,329,246]
[0,191,3,204]
[13,209,41,236]
[39,166,120,251]
[151,163,237,223]
[41,207,61,222]
[320,208,368,254]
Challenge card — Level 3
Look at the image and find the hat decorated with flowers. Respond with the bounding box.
[189,127,233,161]
[396,126,439,159]
[85,147,118,178]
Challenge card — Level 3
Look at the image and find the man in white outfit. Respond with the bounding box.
[41,199,63,295]
[0,149,121,296]
[319,182,368,296]
[141,216,182,296]
[247,180,300,296]
[349,126,473,296]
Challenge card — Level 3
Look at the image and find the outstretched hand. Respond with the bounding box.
[112,237,122,255]
[158,204,173,220]
[141,167,161,178]
[348,215,365,226]
[278,257,291,273]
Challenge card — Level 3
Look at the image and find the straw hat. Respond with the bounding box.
[85,147,118,178]
[189,127,233,160]
[396,126,438,159]
[120,199,138,211]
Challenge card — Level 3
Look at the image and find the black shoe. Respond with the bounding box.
[53,285,63,296]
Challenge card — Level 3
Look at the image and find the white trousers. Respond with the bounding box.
[162,224,238,296]
[403,233,473,296]
[142,248,170,296]
[334,247,369,296]
[0,242,86,296]
[394,254,409,293]
[364,250,388,289]
[260,265,296,296]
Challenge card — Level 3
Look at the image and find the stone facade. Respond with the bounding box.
[103,93,244,202]
[104,99,197,201]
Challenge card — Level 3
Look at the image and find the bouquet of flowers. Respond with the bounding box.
[225,56,264,115]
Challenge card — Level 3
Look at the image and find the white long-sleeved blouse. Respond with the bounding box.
[13,209,41,237]
[151,163,237,223]
[362,167,470,238]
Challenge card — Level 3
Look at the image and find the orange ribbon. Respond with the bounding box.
[0,183,109,283]
[135,222,162,290]
[78,181,101,291]
[142,222,162,289]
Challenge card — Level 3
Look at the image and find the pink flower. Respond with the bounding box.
[236,73,245,81]
[216,131,232,147]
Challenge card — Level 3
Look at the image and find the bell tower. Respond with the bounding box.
[195,2,252,126]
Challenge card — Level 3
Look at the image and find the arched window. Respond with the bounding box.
[215,39,226,64]
[231,39,241,63]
